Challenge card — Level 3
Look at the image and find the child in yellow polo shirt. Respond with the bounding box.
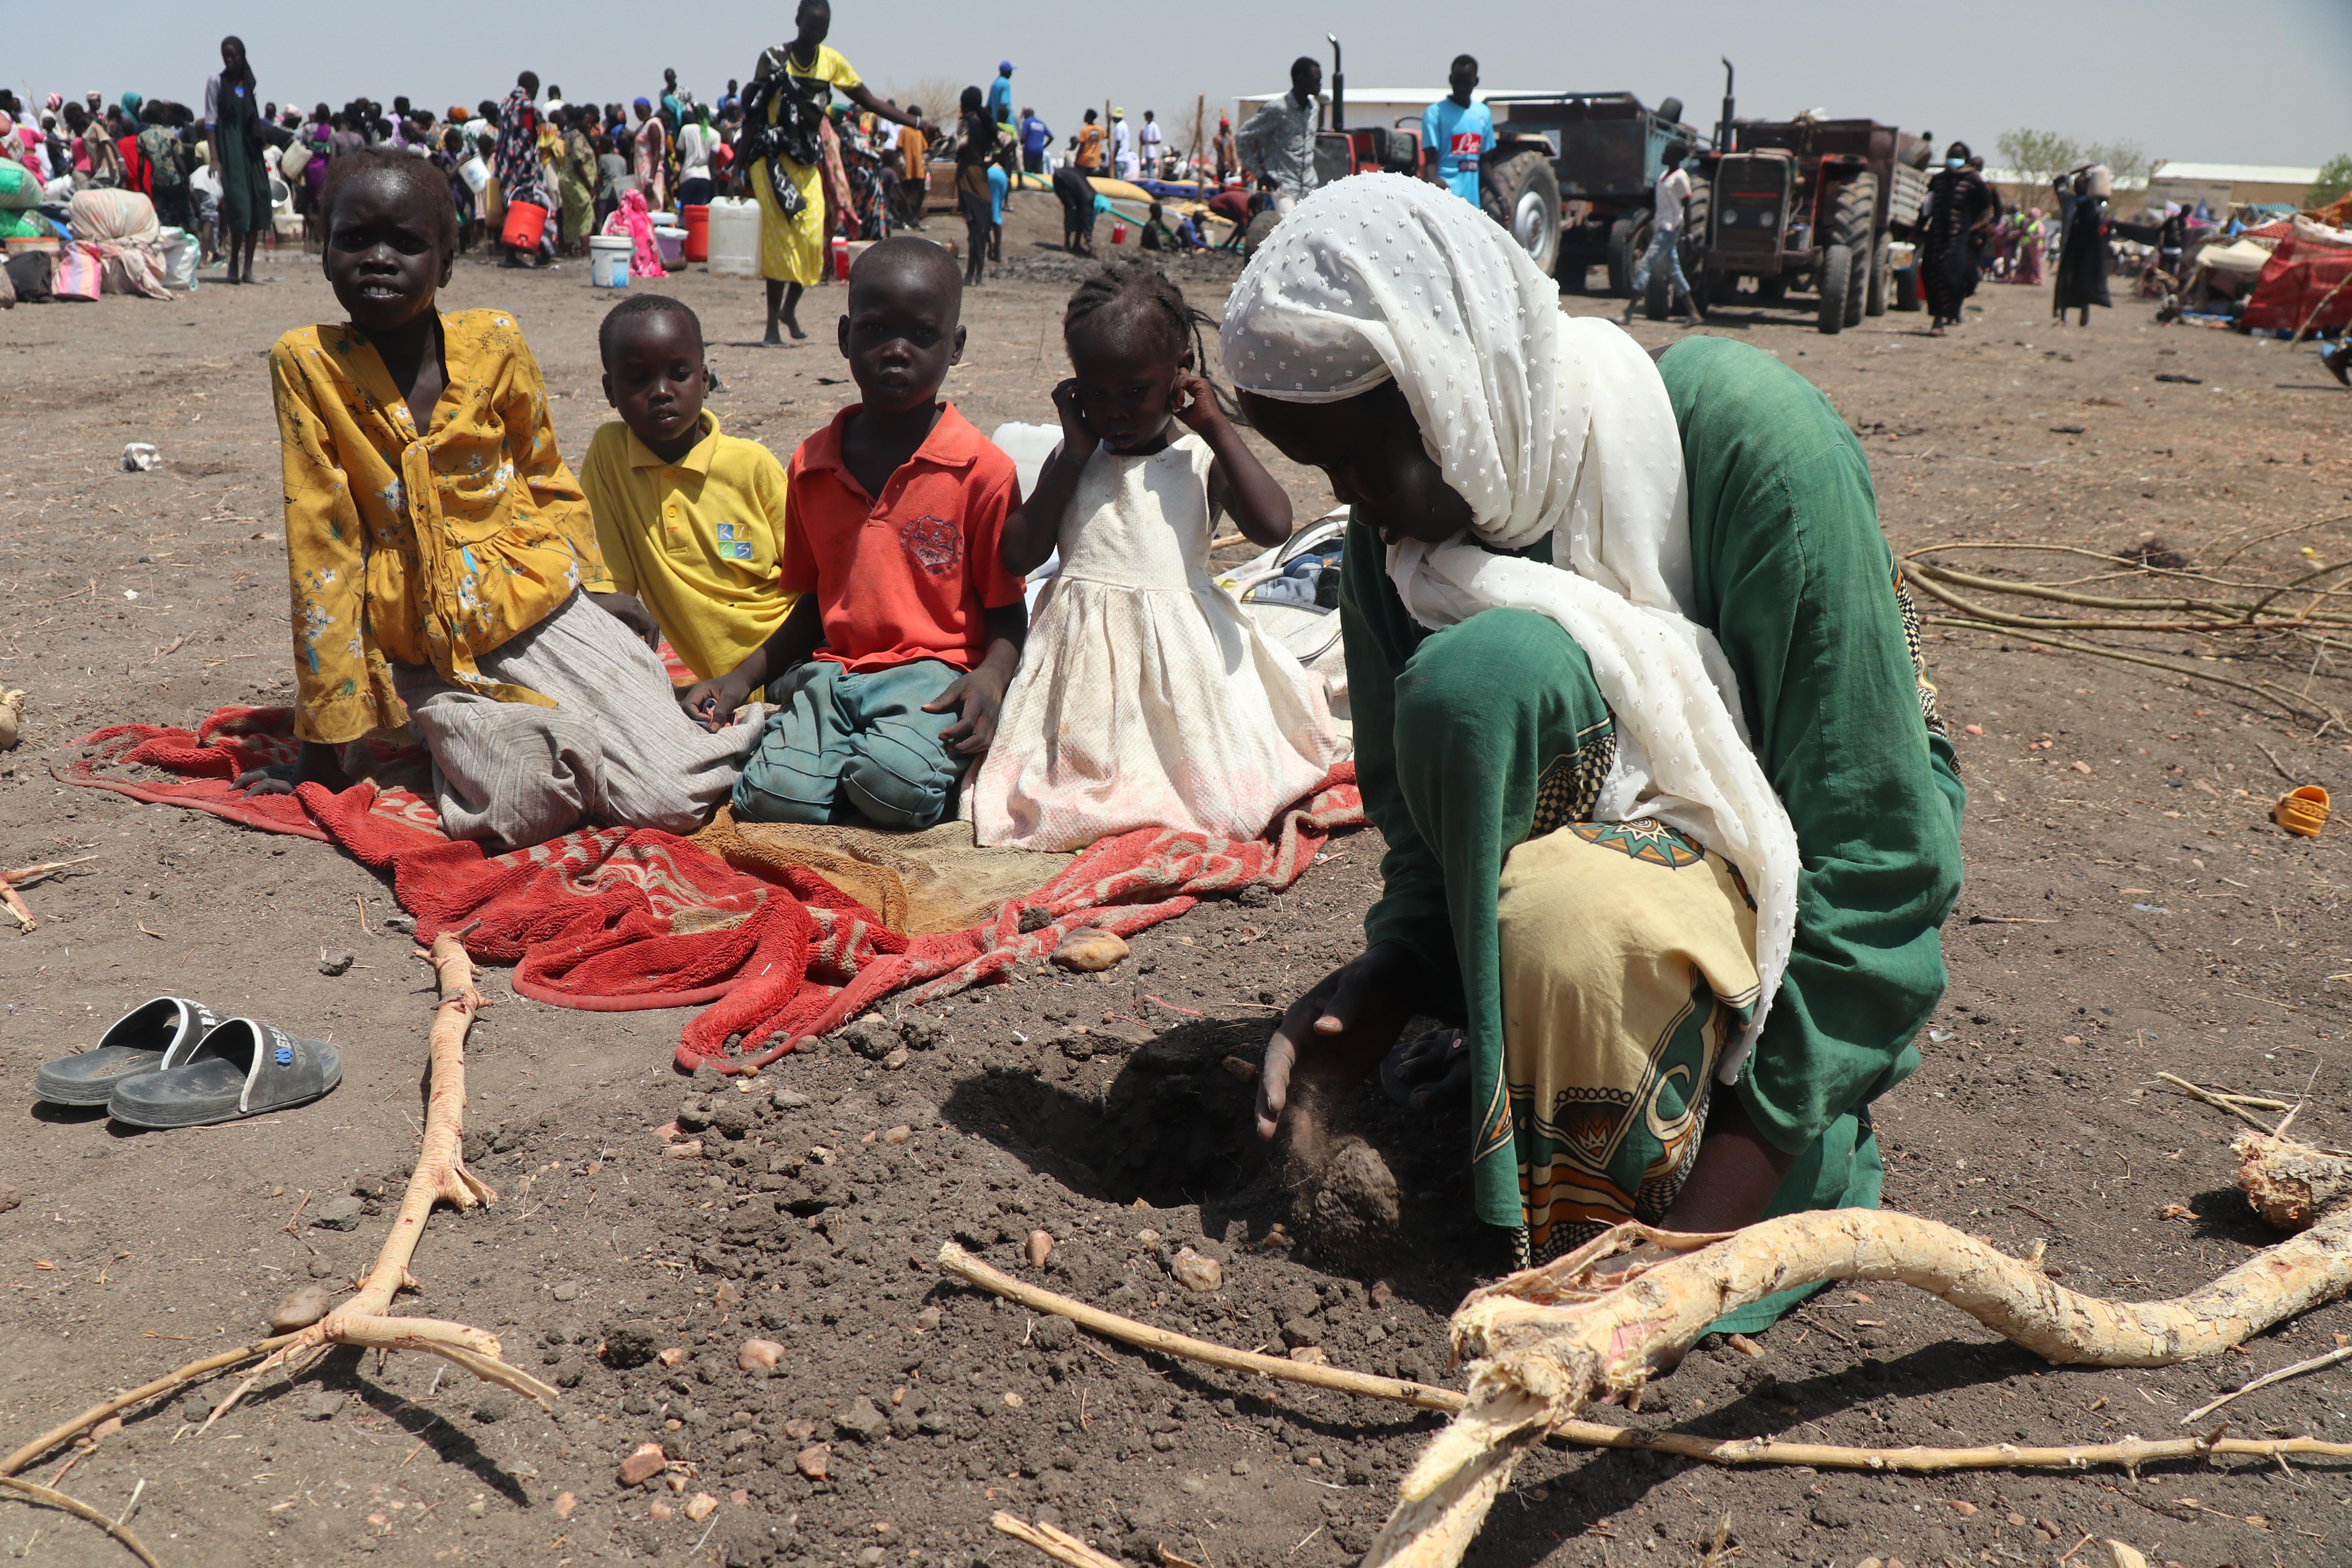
[584,296,797,690]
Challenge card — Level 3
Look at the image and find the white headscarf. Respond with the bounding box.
[1219,174,1799,1080]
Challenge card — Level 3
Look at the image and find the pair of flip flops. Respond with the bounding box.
[34,996,341,1128]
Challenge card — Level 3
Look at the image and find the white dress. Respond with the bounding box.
[973,432,1346,851]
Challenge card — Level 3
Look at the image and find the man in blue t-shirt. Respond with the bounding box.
[1018,107,1051,174]
[1421,54,1494,205]
[985,64,1014,125]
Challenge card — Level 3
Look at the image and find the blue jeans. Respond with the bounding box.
[1630,219,1688,296]
[732,659,971,829]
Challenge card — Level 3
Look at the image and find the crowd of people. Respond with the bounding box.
[1909,143,2211,334]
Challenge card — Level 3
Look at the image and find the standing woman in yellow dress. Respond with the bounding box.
[738,0,933,343]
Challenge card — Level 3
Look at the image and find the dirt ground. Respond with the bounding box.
[2,194,2350,1568]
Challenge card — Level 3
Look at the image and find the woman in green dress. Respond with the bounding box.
[203,35,272,284]
[557,107,597,255]
[1226,177,1964,1323]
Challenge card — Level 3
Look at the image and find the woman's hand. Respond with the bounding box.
[234,740,352,798]
[1258,941,1422,1139]
[592,590,664,650]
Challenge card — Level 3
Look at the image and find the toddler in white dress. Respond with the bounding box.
[974,265,1345,851]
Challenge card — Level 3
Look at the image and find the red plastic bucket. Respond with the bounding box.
[500,198,548,252]
[682,204,710,263]
[832,235,850,280]
[1111,219,1129,245]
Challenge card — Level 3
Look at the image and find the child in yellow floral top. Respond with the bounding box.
[238,149,760,847]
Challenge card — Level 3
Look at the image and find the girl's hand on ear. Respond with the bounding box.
[1051,378,1097,454]
[1170,369,1224,435]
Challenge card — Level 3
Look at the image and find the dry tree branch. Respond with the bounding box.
[1929,619,2329,723]
[203,932,552,1429]
[0,1475,160,1568]
[938,1244,1459,1411]
[991,1511,1126,1568]
[1361,1134,2352,1568]
[935,1243,2352,1478]
[2158,1073,2292,1135]
[1903,566,2352,635]
[2181,1343,2352,1425]
[4,931,554,1475]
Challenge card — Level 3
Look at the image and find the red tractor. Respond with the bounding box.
[1689,109,1931,333]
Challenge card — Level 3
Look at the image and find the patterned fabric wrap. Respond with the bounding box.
[1497,814,1759,1263]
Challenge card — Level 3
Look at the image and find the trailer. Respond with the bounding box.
[1477,91,1705,292]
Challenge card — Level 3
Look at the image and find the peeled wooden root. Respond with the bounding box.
[4,932,553,1481]
[204,932,552,1429]
[1362,1134,2352,1568]
[935,1244,2352,1480]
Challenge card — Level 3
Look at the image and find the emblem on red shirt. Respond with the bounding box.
[900,514,962,576]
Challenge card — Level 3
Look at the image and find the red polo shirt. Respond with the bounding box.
[781,403,1025,672]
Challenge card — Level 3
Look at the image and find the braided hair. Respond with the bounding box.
[1062,263,1240,419]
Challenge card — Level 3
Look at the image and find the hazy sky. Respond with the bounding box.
[14,0,2349,169]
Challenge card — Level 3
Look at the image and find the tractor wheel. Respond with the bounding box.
[1481,147,1562,278]
[1817,243,1854,334]
[1835,176,1875,328]
[1607,217,1646,298]
[1866,232,1893,316]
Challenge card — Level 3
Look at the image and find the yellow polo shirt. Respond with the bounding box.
[582,412,797,681]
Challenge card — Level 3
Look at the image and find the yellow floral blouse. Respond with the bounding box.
[269,309,611,745]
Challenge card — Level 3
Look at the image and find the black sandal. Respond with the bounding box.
[107,1019,341,1129]
[34,997,219,1106]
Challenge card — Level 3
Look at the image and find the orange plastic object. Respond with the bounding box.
[2274,784,2330,837]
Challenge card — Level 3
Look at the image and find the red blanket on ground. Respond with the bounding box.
[58,708,1363,1071]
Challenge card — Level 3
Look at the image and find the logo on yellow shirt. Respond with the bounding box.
[714,522,755,561]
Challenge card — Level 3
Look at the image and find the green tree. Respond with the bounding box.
[2309,154,2352,208]
[1996,128,2084,194]
[2085,139,2152,185]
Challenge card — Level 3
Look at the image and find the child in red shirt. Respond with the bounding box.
[688,238,1027,829]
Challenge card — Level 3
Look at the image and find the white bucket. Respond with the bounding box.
[653,226,687,268]
[590,234,632,289]
[706,196,759,278]
[458,155,490,194]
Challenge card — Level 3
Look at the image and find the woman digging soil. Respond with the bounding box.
[1228,176,1965,1315]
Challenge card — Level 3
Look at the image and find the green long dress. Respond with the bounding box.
[1342,333,1966,1327]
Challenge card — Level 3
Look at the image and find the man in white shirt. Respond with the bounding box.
[1137,110,1163,178]
[675,105,716,207]
[1111,108,1136,181]
[1619,140,1704,326]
